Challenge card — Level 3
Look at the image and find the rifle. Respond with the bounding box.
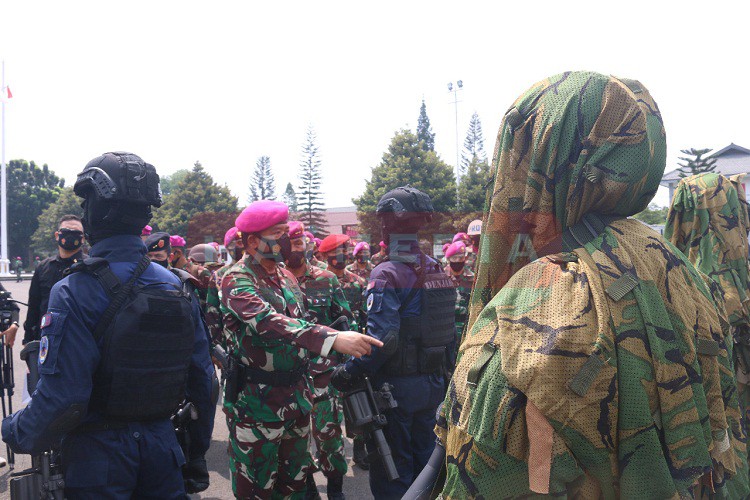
[0,289,25,470]
[341,376,399,481]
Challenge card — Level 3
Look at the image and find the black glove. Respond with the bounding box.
[183,456,209,494]
[330,364,361,392]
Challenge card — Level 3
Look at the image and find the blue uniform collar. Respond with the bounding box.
[89,235,147,262]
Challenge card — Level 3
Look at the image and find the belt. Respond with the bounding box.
[245,362,309,387]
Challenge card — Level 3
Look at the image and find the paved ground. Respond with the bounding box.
[0,278,374,499]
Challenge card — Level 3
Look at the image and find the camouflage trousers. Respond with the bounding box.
[227,412,313,500]
[310,386,347,477]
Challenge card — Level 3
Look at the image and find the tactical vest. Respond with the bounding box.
[70,256,195,421]
[384,262,456,376]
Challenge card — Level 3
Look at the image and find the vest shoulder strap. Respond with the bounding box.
[66,257,121,298]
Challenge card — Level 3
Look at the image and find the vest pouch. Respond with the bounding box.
[418,344,446,374]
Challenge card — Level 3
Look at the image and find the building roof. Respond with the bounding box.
[661,143,750,184]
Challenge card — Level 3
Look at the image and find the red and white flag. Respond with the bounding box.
[0,85,12,102]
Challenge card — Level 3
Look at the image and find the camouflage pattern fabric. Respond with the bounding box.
[437,71,749,498]
[444,265,474,345]
[464,251,477,274]
[345,261,373,281]
[370,252,386,267]
[311,257,328,270]
[227,411,313,499]
[205,264,232,348]
[296,262,352,477]
[666,172,750,472]
[338,269,367,332]
[665,173,750,329]
[221,256,338,496]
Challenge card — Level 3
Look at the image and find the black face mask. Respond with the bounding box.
[286,250,306,269]
[154,259,169,268]
[255,233,293,263]
[356,255,369,264]
[327,254,347,270]
[450,262,465,273]
[57,229,84,251]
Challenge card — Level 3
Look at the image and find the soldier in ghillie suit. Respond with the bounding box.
[431,72,749,499]
[665,172,750,476]
[285,223,353,500]
[219,200,381,499]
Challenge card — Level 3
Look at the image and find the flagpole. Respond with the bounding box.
[1,60,8,275]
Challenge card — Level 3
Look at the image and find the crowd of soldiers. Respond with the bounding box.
[3,68,750,500]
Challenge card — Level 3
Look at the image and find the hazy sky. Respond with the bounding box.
[1,1,747,209]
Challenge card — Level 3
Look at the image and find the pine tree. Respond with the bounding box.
[282,182,298,212]
[677,148,718,178]
[417,99,435,151]
[297,127,328,236]
[457,156,492,213]
[460,112,486,176]
[248,155,277,202]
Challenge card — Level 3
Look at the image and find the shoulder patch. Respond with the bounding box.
[40,312,53,329]
[366,293,374,311]
[39,335,49,364]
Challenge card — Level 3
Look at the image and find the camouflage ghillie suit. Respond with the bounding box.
[666,172,750,468]
[338,269,367,332]
[296,263,353,478]
[345,261,373,281]
[436,72,749,498]
[221,256,338,498]
[445,265,474,344]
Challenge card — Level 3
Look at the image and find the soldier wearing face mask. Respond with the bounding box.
[444,241,474,345]
[345,241,373,281]
[23,214,87,344]
[144,232,171,267]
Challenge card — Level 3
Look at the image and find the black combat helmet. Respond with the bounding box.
[376,186,434,227]
[74,152,162,244]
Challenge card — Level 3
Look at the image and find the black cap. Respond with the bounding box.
[145,231,171,253]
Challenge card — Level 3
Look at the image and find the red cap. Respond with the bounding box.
[224,227,239,248]
[445,241,466,259]
[288,221,306,240]
[319,234,350,253]
[170,235,186,248]
[235,200,289,233]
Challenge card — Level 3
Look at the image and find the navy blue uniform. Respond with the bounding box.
[345,254,450,499]
[2,235,215,499]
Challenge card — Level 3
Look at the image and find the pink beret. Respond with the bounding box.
[353,242,370,256]
[288,221,306,240]
[235,200,289,233]
[320,234,350,253]
[313,238,323,247]
[379,241,386,248]
[224,227,239,248]
[452,232,469,243]
[170,235,186,248]
[304,231,315,241]
[442,243,450,254]
[445,241,466,259]
[141,225,152,236]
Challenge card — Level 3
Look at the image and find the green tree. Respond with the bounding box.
[297,127,328,236]
[282,182,298,212]
[416,99,435,151]
[354,129,456,237]
[159,169,190,196]
[30,187,84,258]
[458,157,491,213]
[633,204,669,225]
[7,159,65,262]
[151,161,238,236]
[248,155,276,202]
[460,112,486,177]
[677,148,717,178]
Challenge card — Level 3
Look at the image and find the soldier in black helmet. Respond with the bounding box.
[2,152,215,498]
[332,186,456,499]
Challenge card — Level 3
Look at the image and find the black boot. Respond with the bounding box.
[304,473,321,500]
[327,473,345,500]
[352,439,369,470]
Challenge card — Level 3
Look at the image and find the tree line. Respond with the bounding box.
[6,104,720,262]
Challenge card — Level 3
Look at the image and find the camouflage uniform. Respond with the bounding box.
[436,72,748,498]
[345,261,373,281]
[338,269,367,332]
[666,172,750,468]
[205,264,232,348]
[370,251,386,267]
[221,256,338,499]
[310,257,328,270]
[445,265,474,344]
[296,263,353,479]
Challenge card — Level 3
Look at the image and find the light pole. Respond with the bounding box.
[448,80,463,205]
